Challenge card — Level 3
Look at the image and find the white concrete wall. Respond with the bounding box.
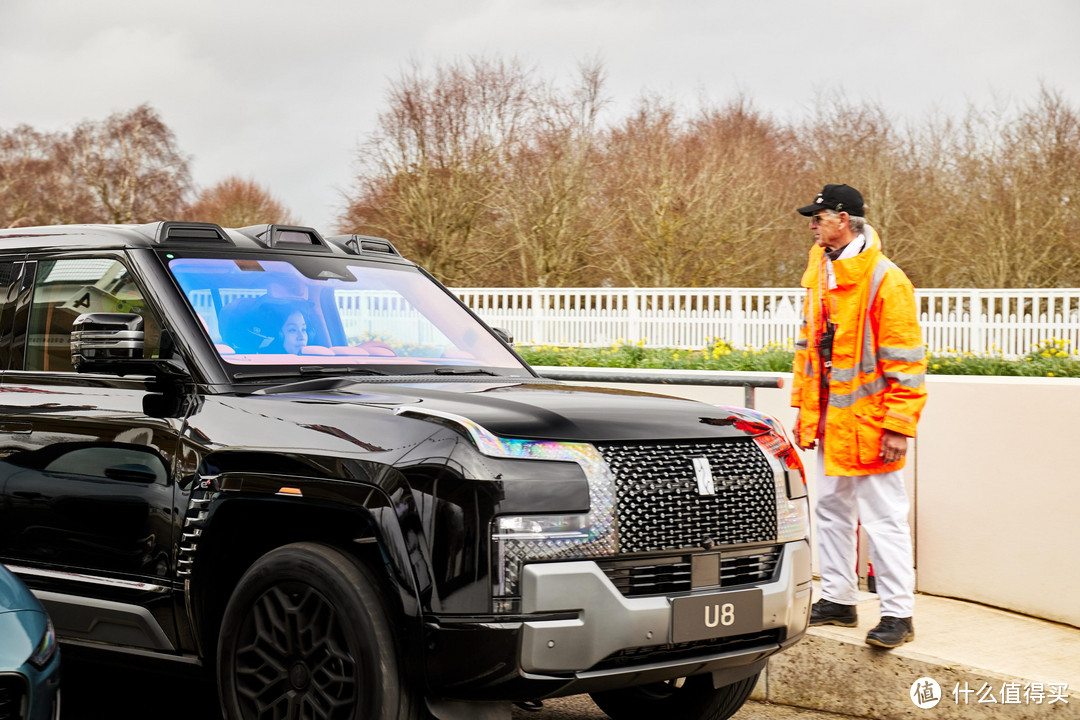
[533,367,1080,628]
[914,375,1080,628]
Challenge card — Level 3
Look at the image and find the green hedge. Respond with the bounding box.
[516,338,1080,378]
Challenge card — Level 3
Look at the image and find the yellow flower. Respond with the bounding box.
[1048,372,1055,377]
[932,363,940,370]
[1041,352,1051,358]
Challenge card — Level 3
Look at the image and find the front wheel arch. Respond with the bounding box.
[216,541,425,720]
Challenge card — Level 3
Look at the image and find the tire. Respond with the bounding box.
[589,672,759,720]
[217,542,425,720]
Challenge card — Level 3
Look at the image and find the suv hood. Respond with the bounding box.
[257,378,768,443]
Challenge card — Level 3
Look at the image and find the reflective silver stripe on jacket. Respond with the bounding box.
[880,346,926,362]
[831,366,858,383]
[884,370,926,388]
[859,258,897,374]
[827,375,888,408]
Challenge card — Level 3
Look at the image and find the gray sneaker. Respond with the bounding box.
[809,599,858,627]
[866,616,915,648]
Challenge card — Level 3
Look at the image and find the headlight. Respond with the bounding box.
[29,615,57,670]
[395,406,617,612]
[717,405,810,542]
[775,479,810,542]
[492,512,594,602]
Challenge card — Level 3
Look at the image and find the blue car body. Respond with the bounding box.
[0,564,60,720]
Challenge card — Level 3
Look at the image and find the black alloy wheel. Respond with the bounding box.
[589,672,760,720]
[217,542,422,720]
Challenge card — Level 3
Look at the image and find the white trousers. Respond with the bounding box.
[815,449,915,618]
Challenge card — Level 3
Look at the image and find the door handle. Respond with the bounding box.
[0,422,32,433]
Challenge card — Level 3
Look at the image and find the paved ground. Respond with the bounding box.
[760,586,1080,718]
[61,656,856,720]
[512,696,858,719]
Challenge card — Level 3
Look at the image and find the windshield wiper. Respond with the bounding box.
[431,367,500,376]
[232,370,306,381]
[233,366,389,381]
[296,366,391,376]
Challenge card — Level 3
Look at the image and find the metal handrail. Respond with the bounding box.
[532,366,784,409]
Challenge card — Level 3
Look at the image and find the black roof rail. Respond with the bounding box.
[325,234,402,257]
[238,224,331,251]
[148,221,233,245]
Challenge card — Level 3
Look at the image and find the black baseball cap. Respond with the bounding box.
[797,184,864,217]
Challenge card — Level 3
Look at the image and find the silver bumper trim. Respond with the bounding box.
[519,540,811,674]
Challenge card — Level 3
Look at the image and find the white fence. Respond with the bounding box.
[453,287,1080,355]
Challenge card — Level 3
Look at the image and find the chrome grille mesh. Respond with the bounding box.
[597,439,777,553]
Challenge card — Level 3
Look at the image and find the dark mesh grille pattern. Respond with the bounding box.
[597,440,777,554]
[599,557,692,596]
[0,674,26,720]
[598,546,782,597]
[721,546,782,586]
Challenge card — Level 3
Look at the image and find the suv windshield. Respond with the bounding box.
[165,253,526,375]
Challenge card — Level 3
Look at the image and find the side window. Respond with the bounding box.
[25,258,164,372]
[0,260,23,370]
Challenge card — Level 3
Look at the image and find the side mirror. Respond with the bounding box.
[492,327,514,345]
[71,313,145,368]
[71,312,187,378]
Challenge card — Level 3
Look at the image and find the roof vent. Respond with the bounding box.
[325,234,401,256]
[155,222,232,244]
[239,224,330,251]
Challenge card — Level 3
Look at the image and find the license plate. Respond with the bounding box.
[671,588,763,643]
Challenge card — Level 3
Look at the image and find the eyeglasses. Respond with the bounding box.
[810,211,839,226]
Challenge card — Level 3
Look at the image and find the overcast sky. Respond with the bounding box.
[2,0,1079,231]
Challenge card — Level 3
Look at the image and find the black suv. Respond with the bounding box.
[0,222,812,720]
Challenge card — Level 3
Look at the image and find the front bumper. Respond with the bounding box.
[520,539,811,676]
[422,540,811,700]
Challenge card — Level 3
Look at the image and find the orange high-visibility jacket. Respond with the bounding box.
[791,226,928,476]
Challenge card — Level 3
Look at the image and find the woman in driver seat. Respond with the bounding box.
[253,303,308,354]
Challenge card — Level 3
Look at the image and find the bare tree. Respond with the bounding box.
[0,125,63,227]
[340,57,535,285]
[66,104,191,224]
[340,58,1080,289]
[601,96,801,287]
[944,88,1080,287]
[487,59,612,286]
[182,176,294,227]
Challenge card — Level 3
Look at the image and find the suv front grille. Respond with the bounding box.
[598,546,782,597]
[0,674,26,720]
[599,557,692,596]
[597,440,777,554]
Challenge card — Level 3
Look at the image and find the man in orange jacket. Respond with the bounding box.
[791,184,927,649]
